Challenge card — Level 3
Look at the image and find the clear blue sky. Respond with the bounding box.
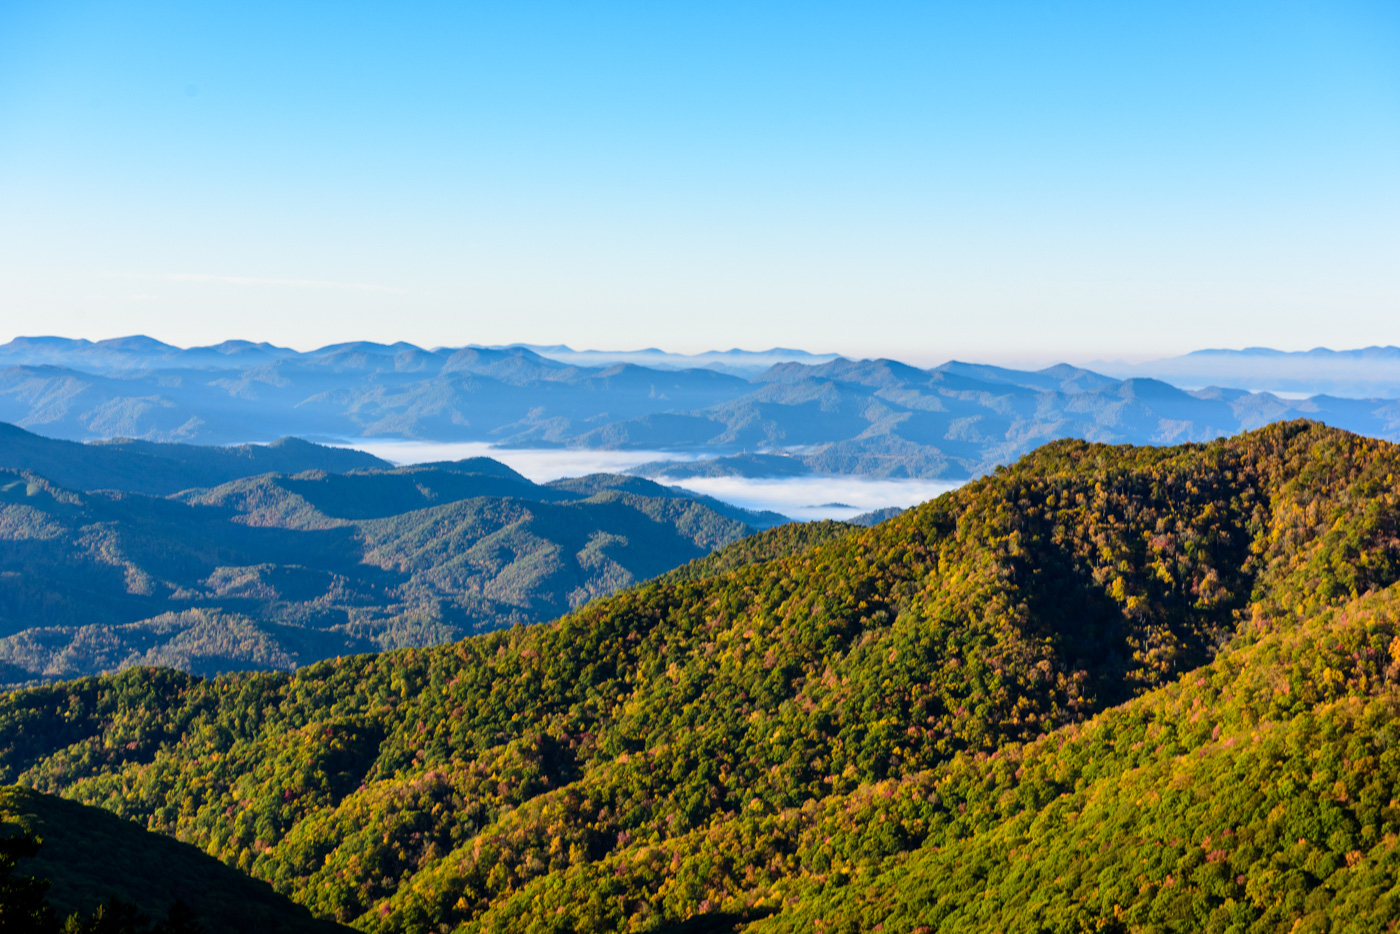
[2,1,1397,363]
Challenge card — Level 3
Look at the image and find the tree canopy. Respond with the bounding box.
[2,420,1399,932]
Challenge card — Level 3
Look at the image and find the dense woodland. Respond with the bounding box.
[2,420,1400,931]
[0,425,774,685]
[0,786,344,932]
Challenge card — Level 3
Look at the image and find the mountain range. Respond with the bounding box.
[5,336,1400,479]
[500,344,844,376]
[1093,345,1400,398]
[3,420,1399,931]
[0,424,781,686]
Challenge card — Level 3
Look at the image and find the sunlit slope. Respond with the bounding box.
[0,421,1397,931]
[746,586,1400,933]
[456,582,1400,933]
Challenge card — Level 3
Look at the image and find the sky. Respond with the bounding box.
[1,1,1398,365]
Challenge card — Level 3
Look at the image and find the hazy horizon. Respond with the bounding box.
[3,2,1397,360]
[6,331,1400,373]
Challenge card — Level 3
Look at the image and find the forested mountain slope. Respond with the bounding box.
[1,421,1398,932]
[0,457,769,685]
[750,584,1400,933]
[0,422,389,496]
[1,786,347,932]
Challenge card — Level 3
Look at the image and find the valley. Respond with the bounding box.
[3,420,1398,931]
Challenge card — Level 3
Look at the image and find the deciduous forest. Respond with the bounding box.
[3,420,1400,931]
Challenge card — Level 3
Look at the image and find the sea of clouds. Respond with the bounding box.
[343,440,963,521]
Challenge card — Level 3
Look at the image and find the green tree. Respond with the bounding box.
[0,832,58,934]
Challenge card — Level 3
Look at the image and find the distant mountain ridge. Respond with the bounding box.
[0,336,843,377]
[4,335,1400,478]
[0,421,389,495]
[501,344,843,375]
[1091,344,1400,398]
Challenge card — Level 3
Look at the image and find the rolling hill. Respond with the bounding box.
[0,436,779,685]
[1,421,1397,931]
[0,421,388,497]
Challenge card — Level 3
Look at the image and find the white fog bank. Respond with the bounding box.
[664,475,965,521]
[340,440,964,521]
[341,440,704,483]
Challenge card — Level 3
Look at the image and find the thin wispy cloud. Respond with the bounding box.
[162,273,404,294]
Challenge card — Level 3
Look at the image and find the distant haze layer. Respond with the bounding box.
[3,337,1400,486]
[1091,346,1400,398]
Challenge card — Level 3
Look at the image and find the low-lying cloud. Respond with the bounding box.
[666,475,964,521]
[342,440,963,520]
[344,440,704,483]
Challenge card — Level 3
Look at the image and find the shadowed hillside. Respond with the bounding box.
[1,785,348,932]
[0,422,388,496]
[0,451,777,685]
